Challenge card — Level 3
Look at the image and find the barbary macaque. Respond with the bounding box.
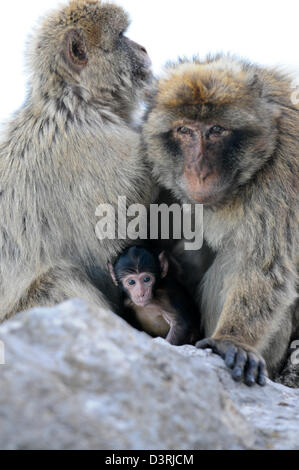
[143,56,299,386]
[108,246,200,345]
[0,0,154,320]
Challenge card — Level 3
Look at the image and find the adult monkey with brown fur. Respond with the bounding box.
[143,56,299,386]
[0,0,154,320]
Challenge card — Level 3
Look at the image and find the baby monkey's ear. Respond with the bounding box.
[108,262,118,286]
[159,252,169,279]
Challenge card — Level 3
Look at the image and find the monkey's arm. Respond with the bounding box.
[197,257,297,386]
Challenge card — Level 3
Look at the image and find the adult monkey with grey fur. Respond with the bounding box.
[143,56,299,386]
[0,0,154,320]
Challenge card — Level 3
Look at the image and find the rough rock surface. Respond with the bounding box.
[0,299,298,450]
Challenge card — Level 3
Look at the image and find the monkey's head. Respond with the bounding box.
[143,56,290,206]
[28,0,152,115]
[108,246,168,307]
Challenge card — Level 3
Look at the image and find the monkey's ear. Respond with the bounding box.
[108,263,119,287]
[159,252,169,279]
[64,29,88,71]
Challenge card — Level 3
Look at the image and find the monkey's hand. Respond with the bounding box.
[196,337,268,387]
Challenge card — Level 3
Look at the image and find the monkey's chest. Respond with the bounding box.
[132,301,173,339]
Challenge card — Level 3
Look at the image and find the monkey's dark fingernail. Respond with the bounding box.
[232,367,243,382]
[225,347,236,368]
[244,374,256,387]
[257,362,267,386]
[258,374,266,386]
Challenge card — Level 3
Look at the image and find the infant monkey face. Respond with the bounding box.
[122,273,155,307]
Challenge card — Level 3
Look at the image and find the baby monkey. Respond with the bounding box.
[108,246,199,345]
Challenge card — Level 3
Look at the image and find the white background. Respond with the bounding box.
[0,0,298,124]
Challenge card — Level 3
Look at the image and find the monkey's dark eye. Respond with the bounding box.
[208,125,227,137]
[143,277,151,283]
[128,279,136,286]
[177,126,193,136]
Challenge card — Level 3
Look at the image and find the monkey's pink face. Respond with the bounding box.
[172,120,234,205]
[122,273,155,307]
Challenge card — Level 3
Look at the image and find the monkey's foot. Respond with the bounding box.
[196,337,268,387]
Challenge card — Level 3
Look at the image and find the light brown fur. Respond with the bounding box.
[0,0,154,320]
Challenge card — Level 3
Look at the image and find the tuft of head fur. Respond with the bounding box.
[153,55,296,121]
[157,62,248,109]
[57,0,128,46]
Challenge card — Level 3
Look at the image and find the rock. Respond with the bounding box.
[275,346,299,389]
[0,299,298,450]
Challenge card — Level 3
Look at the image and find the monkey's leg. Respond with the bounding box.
[17,263,112,314]
[197,264,296,386]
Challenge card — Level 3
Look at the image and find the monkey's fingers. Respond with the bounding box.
[224,345,238,368]
[257,361,267,387]
[197,338,268,386]
[244,352,260,387]
[231,349,247,382]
